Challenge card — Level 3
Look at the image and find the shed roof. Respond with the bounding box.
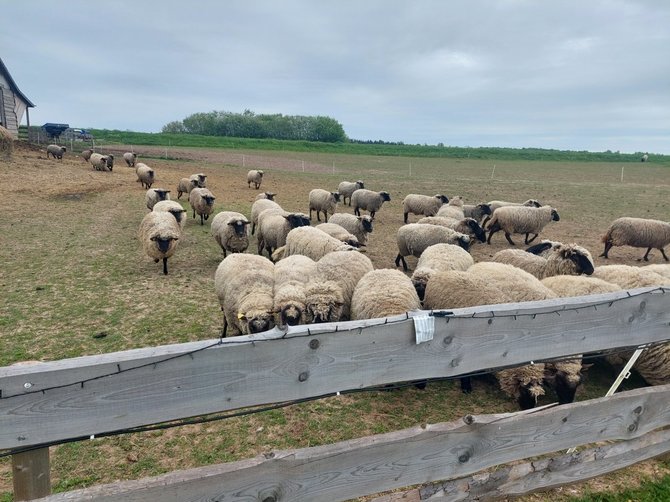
[0,57,35,107]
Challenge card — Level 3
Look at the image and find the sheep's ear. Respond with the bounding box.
[525,242,552,255]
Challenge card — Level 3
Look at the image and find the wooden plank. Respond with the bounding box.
[1,288,669,449]
[29,385,670,502]
[12,448,51,501]
[422,428,670,500]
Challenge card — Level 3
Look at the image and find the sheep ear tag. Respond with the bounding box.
[237,312,247,321]
[413,315,434,344]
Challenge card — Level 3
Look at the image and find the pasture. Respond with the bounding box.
[1,142,669,500]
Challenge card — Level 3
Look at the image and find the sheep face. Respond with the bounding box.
[151,235,178,254]
[285,213,310,228]
[106,154,114,170]
[436,194,449,204]
[467,219,486,242]
[360,216,373,233]
[356,180,365,189]
[478,203,492,215]
[305,282,345,324]
[265,192,276,200]
[412,279,426,302]
[526,199,542,208]
[228,219,250,237]
[203,195,216,206]
[168,208,186,223]
[457,235,471,251]
[196,174,207,186]
[380,191,391,202]
[155,189,170,201]
[279,302,304,326]
[562,248,595,275]
[332,192,341,202]
[240,311,275,334]
[544,367,585,405]
[307,301,344,324]
[551,209,560,221]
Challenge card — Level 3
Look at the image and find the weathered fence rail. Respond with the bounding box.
[2,286,669,500]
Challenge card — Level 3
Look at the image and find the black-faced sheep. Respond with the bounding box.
[145,188,171,210]
[138,211,181,275]
[417,216,486,243]
[81,149,93,162]
[492,243,594,279]
[191,173,207,188]
[177,177,199,199]
[152,200,186,229]
[256,208,311,259]
[351,269,421,320]
[351,189,391,218]
[395,223,471,271]
[214,254,275,337]
[327,213,374,246]
[123,152,137,167]
[46,144,67,160]
[402,194,449,223]
[247,169,264,189]
[255,192,276,201]
[90,153,114,172]
[462,203,492,223]
[487,205,560,245]
[135,163,155,189]
[272,226,358,262]
[274,255,317,327]
[481,199,542,228]
[211,211,250,257]
[315,223,361,247]
[600,217,670,262]
[338,180,364,206]
[308,189,340,222]
[188,187,216,225]
[250,199,283,236]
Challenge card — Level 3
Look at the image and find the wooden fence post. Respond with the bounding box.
[12,448,51,501]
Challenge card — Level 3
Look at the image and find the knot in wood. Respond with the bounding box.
[458,452,471,463]
[634,406,642,414]
[463,415,474,425]
[628,423,637,432]
[262,497,277,502]
[487,319,493,325]
[298,371,309,382]
[309,339,320,350]
[443,336,453,346]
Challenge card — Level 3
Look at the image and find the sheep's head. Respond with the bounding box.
[551,209,560,221]
[360,215,373,233]
[189,179,199,189]
[466,218,486,242]
[477,203,492,215]
[239,310,275,334]
[456,234,471,252]
[168,208,186,223]
[150,233,179,254]
[524,199,542,208]
[264,192,276,200]
[502,365,546,410]
[380,191,391,202]
[411,272,429,302]
[203,195,216,206]
[305,281,345,323]
[332,192,341,202]
[544,362,588,405]
[197,174,207,186]
[278,301,306,327]
[436,194,449,204]
[228,218,250,237]
[558,244,595,275]
[155,189,170,201]
[285,213,310,228]
[257,170,264,177]
[356,180,365,189]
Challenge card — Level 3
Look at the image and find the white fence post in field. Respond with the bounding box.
[491,164,496,179]
[409,162,412,177]
[621,166,625,182]
[242,154,245,167]
[302,160,305,172]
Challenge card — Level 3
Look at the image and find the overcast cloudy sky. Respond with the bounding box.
[2,1,669,153]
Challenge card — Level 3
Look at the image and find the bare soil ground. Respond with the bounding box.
[1,142,669,500]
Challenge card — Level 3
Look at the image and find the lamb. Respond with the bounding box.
[138,211,181,275]
[327,213,374,246]
[247,169,264,189]
[481,199,542,227]
[591,264,667,289]
[250,198,283,235]
[123,152,137,167]
[152,200,186,229]
[600,217,670,262]
[46,144,67,160]
[211,211,250,257]
[491,243,595,279]
[272,226,358,262]
[145,188,171,210]
[255,192,276,201]
[312,250,374,321]
[273,255,317,327]
[338,180,364,206]
[190,173,207,188]
[486,205,560,245]
[256,208,311,258]
[89,153,114,171]
[462,203,492,223]
[315,223,361,247]
[351,269,421,320]
[410,243,474,301]
[214,254,275,337]
[81,149,93,162]
[177,178,199,199]
[402,194,449,223]
[308,189,341,222]
[351,189,391,218]
[135,163,155,189]
[417,216,486,243]
[188,187,216,225]
[395,223,471,271]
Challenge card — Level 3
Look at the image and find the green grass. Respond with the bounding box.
[573,474,670,501]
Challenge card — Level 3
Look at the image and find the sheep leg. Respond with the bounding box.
[395,254,408,271]
[599,240,613,258]
[643,247,653,261]
[370,211,376,219]
[192,208,196,219]
[525,233,538,244]
[403,212,409,224]
[354,207,360,216]
[200,214,205,225]
[661,248,669,261]
[460,376,472,394]
[487,222,501,244]
[504,233,516,245]
[222,314,228,338]
[324,212,328,223]
[162,258,168,275]
[481,215,491,229]
[309,208,314,220]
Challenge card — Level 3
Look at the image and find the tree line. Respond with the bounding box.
[162,110,347,143]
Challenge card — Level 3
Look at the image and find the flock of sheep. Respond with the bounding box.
[47,144,670,410]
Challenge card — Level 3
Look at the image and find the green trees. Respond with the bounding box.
[162,110,347,143]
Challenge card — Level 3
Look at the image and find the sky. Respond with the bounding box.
[2,0,669,154]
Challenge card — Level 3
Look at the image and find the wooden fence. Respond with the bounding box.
[2,286,670,501]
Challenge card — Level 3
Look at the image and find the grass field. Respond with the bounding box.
[1,140,669,501]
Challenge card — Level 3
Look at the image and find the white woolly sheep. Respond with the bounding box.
[90,153,114,172]
[135,163,155,189]
[138,211,181,275]
[492,243,595,279]
[312,250,374,321]
[190,173,207,188]
[273,226,358,262]
[481,199,542,227]
[256,208,311,258]
[211,211,250,257]
[643,264,670,281]
[177,177,199,199]
[81,149,93,162]
[395,223,471,271]
[123,152,137,167]
[250,198,283,235]
[351,269,421,320]
[436,205,465,219]
[152,200,186,229]
[402,194,449,223]
[462,203,492,223]
[591,264,667,289]
[188,187,216,225]
[327,213,374,246]
[145,188,171,210]
[540,275,623,297]
[600,217,670,262]
[487,205,560,246]
[304,280,346,324]
[641,154,649,162]
[351,189,391,219]
[315,223,361,247]
[338,180,364,206]
[410,243,475,301]
[308,189,341,222]
[46,144,66,160]
[255,192,276,201]
[273,255,317,327]
[214,254,275,337]
[247,169,264,189]
[417,216,486,243]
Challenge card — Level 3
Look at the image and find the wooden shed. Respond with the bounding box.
[0,57,35,138]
